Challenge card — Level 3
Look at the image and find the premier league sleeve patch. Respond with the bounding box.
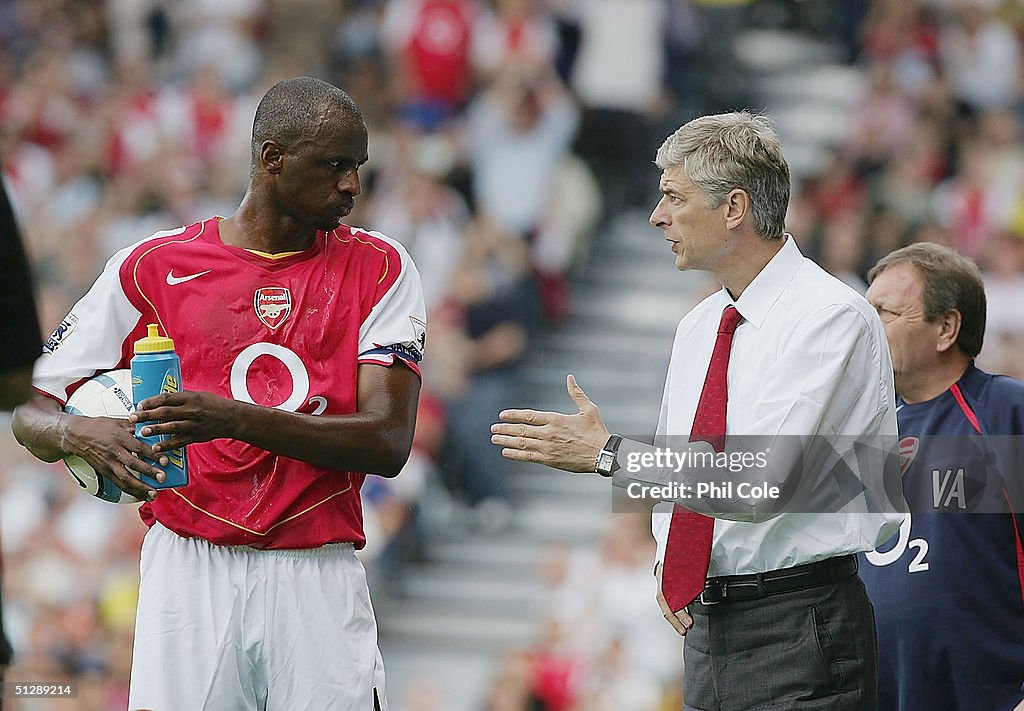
[43,313,79,354]
[358,316,426,372]
[399,316,426,362]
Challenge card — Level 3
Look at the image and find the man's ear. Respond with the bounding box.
[936,309,962,354]
[723,188,750,230]
[260,141,285,175]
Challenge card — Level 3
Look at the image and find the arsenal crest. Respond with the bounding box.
[254,287,292,330]
[899,436,919,475]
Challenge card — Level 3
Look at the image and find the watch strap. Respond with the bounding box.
[595,434,623,477]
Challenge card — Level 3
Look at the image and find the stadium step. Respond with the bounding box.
[379,604,537,652]
[507,468,608,500]
[400,564,544,607]
[429,536,551,570]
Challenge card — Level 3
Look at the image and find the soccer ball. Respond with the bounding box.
[63,369,142,504]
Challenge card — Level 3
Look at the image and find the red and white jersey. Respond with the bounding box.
[383,0,478,106]
[35,217,426,550]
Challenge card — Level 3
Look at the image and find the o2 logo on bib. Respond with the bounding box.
[254,287,292,330]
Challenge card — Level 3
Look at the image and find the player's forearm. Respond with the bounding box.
[12,395,71,462]
[136,366,422,475]
[230,404,415,476]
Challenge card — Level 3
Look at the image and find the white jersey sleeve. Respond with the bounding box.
[356,233,427,375]
[33,244,147,403]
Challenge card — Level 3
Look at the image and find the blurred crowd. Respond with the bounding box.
[478,511,683,711]
[3,0,1024,708]
[792,0,1024,381]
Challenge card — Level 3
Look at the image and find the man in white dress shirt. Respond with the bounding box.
[491,112,905,709]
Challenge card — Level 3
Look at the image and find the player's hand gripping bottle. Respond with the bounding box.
[131,323,188,488]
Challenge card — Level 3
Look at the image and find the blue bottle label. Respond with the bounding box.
[157,370,186,475]
[161,371,179,394]
[132,355,188,489]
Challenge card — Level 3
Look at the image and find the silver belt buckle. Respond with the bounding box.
[699,579,725,605]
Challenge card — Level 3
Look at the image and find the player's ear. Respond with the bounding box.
[935,309,962,354]
[260,140,285,175]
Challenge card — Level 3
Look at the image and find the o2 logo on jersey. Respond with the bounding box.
[230,343,327,415]
[865,514,930,573]
[230,342,310,411]
[254,287,292,330]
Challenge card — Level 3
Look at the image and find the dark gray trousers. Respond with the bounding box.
[683,574,877,711]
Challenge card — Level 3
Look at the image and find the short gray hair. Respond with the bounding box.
[655,112,790,239]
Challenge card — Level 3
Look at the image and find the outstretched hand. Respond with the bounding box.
[490,374,610,474]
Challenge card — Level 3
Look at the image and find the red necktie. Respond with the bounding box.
[661,305,743,611]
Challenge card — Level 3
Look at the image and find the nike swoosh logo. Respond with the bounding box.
[166,269,211,285]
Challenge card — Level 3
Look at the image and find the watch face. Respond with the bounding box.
[597,451,614,474]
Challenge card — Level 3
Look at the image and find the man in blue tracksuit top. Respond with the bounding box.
[860,242,1024,711]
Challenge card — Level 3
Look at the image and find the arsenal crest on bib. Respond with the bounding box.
[254,287,292,330]
[899,436,919,475]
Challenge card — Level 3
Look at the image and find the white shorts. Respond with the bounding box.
[128,523,388,711]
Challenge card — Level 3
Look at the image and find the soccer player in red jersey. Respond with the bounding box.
[13,77,424,710]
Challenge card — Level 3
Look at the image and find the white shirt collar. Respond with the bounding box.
[722,234,802,330]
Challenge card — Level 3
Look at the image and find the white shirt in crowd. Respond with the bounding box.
[564,0,666,111]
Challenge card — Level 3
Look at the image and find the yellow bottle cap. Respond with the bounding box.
[134,324,175,353]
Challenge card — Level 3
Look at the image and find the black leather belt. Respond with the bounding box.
[697,555,858,605]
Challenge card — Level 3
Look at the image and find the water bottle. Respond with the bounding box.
[131,323,188,489]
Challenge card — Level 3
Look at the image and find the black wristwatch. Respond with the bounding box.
[595,434,623,477]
